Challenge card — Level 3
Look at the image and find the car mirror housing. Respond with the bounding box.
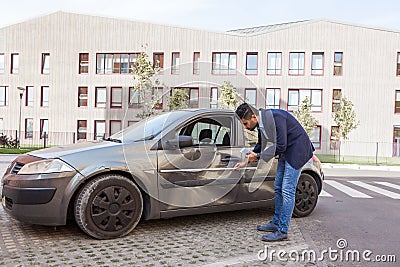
[155,135,193,150]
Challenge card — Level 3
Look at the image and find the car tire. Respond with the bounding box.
[293,173,318,218]
[74,174,143,239]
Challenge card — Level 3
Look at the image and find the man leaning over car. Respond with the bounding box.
[234,103,315,242]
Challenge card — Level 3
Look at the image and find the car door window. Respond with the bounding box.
[178,117,232,146]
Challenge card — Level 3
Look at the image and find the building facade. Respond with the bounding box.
[0,12,400,158]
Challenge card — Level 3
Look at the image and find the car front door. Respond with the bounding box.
[235,118,276,202]
[157,113,245,211]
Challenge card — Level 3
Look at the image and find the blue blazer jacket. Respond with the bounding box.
[253,109,315,170]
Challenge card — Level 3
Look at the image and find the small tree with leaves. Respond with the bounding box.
[167,88,189,111]
[293,96,318,136]
[333,96,360,161]
[132,49,161,119]
[218,81,242,110]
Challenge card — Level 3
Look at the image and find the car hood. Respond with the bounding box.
[27,140,121,159]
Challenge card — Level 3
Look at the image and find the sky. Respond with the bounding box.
[2,0,400,32]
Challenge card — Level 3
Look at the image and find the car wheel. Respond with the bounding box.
[74,174,143,239]
[293,173,318,218]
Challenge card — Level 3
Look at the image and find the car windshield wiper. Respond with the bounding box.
[103,137,122,143]
[134,134,155,142]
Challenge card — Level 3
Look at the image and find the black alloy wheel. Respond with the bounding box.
[74,174,143,239]
[293,173,318,217]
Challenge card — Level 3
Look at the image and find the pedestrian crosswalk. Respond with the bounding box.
[321,180,400,200]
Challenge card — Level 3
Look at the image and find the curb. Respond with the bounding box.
[321,163,400,172]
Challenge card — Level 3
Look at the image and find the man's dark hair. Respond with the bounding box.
[236,102,255,119]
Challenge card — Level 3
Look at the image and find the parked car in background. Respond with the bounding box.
[1,109,324,239]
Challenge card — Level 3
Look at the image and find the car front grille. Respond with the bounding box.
[10,162,25,174]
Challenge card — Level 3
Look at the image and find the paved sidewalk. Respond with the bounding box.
[0,207,311,267]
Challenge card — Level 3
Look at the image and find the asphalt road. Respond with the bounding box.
[297,170,400,267]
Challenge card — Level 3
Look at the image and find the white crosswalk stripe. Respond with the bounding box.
[374,181,400,191]
[349,181,400,199]
[319,190,333,197]
[323,180,373,198]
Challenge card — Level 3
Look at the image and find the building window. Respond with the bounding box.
[397,53,400,76]
[95,87,107,108]
[245,88,257,106]
[171,52,180,74]
[310,126,321,149]
[332,89,342,112]
[395,90,400,113]
[0,118,3,133]
[210,87,218,108]
[172,88,199,108]
[193,52,200,74]
[77,120,87,140]
[41,53,50,74]
[212,52,237,75]
[267,52,282,75]
[0,53,4,74]
[246,52,258,75]
[96,53,139,74]
[289,52,305,75]
[153,87,163,109]
[334,52,343,75]
[330,126,339,150]
[266,88,280,109]
[25,86,34,107]
[11,53,19,74]
[25,118,33,139]
[288,89,322,111]
[94,120,106,140]
[41,86,49,107]
[110,87,122,108]
[110,120,122,135]
[0,86,7,106]
[394,126,400,156]
[311,52,324,75]
[189,88,199,108]
[78,87,88,107]
[153,52,164,69]
[128,87,142,108]
[79,53,89,74]
[40,119,48,139]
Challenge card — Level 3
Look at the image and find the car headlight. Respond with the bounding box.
[18,159,75,175]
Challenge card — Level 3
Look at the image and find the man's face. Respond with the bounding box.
[240,114,258,131]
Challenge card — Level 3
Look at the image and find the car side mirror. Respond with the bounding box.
[156,135,193,150]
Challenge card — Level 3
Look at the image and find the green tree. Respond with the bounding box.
[132,49,161,119]
[293,96,318,136]
[218,81,242,110]
[167,88,189,111]
[332,96,360,161]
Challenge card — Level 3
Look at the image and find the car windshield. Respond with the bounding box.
[109,111,190,142]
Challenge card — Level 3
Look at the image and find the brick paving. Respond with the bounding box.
[0,206,313,266]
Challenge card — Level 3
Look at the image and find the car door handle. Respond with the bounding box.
[221,157,241,163]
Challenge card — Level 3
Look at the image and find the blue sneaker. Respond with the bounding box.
[257,221,278,232]
[261,230,288,242]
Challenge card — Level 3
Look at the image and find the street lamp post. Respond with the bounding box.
[17,86,25,149]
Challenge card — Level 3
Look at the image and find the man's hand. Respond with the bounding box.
[247,151,258,162]
[234,158,249,169]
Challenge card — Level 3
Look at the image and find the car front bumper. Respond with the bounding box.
[1,171,79,226]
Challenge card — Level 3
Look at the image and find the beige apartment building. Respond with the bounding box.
[0,11,400,158]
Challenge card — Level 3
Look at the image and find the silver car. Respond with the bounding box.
[1,109,324,239]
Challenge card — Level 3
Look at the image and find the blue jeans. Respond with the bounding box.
[271,156,302,233]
